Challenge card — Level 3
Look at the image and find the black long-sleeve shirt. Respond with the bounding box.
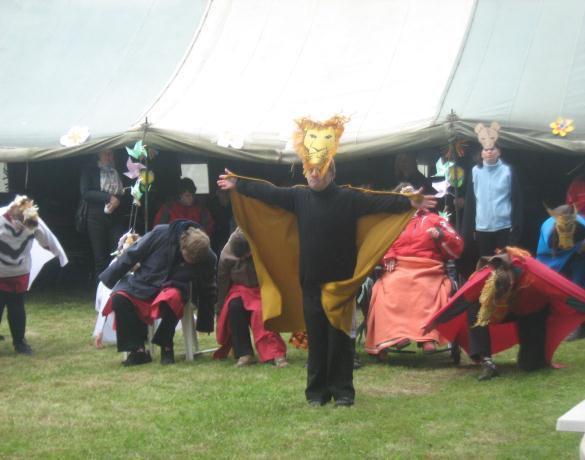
[237,180,412,288]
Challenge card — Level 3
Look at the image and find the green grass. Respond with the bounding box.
[1,288,584,459]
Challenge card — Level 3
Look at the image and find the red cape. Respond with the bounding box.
[426,255,585,362]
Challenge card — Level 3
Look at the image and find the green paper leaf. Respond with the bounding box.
[126,140,147,159]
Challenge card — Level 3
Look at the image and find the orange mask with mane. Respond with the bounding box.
[292,115,349,177]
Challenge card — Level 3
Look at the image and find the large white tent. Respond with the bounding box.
[1,0,584,162]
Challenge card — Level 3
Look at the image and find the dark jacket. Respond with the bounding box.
[216,228,258,311]
[99,220,217,332]
[79,163,128,216]
[237,180,412,288]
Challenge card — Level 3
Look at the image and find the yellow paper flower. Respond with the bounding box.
[550,117,575,137]
[139,170,155,186]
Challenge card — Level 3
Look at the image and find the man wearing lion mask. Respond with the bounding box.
[218,115,436,407]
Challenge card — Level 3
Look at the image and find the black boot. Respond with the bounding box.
[14,339,32,355]
[478,357,498,381]
[160,347,175,365]
[122,350,152,367]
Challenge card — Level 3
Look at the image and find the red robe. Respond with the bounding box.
[383,211,464,262]
[213,285,287,362]
[366,212,463,353]
[426,254,585,363]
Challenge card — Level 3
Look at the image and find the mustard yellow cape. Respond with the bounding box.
[230,178,416,336]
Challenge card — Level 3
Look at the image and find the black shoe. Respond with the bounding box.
[308,399,325,407]
[14,340,32,355]
[478,359,499,381]
[160,348,175,365]
[122,350,152,367]
[334,398,354,407]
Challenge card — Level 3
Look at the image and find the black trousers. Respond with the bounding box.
[0,290,26,345]
[467,302,548,370]
[87,210,124,282]
[303,287,354,403]
[152,303,180,350]
[112,295,179,352]
[476,229,511,257]
[228,297,254,359]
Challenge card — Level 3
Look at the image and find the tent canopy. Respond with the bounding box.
[1,0,584,162]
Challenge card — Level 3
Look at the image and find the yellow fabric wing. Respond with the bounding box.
[230,182,415,335]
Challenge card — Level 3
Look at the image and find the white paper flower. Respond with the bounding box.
[60,126,90,147]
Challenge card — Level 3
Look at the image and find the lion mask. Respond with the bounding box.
[293,115,349,177]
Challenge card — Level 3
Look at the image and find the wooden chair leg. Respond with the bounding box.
[183,302,195,362]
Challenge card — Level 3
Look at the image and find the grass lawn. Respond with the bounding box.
[1,287,584,459]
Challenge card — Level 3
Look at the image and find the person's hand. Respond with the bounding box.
[94,332,105,349]
[217,169,237,190]
[409,188,437,210]
[426,227,441,240]
[384,258,396,272]
[109,195,120,210]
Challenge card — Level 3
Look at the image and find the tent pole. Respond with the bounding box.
[24,161,30,193]
[447,110,461,231]
[142,118,149,234]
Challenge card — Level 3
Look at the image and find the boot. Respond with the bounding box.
[478,357,499,381]
[14,339,32,355]
[160,347,175,365]
[122,350,152,367]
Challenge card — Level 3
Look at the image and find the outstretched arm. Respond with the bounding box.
[354,187,436,217]
[217,169,296,212]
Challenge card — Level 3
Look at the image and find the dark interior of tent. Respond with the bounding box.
[2,145,581,286]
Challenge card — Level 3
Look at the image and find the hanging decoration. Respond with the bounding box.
[434,157,465,188]
[550,117,574,137]
[59,126,90,147]
[123,157,146,179]
[124,140,155,231]
[442,139,468,160]
[125,140,148,159]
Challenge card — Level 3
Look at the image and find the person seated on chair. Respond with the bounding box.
[425,247,585,381]
[153,178,214,237]
[365,183,464,360]
[213,228,288,368]
[100,220,217,366]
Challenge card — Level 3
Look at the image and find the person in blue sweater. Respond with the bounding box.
[463,143,523,258]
